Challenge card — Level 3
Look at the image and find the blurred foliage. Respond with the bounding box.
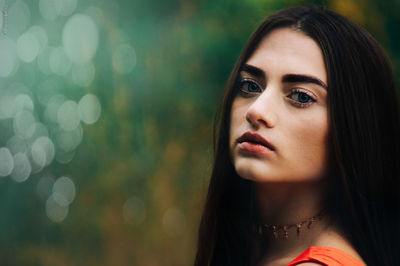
[0,0,398,265]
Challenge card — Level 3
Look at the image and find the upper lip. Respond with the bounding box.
[237,132,276,151]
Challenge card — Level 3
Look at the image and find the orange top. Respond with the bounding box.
[287,246,366,266]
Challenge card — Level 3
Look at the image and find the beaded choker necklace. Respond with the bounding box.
[254,209,326,239]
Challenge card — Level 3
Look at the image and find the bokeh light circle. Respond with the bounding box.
[0,147,14,177]
[52,192,69,206]
[17,32,40,62]
[31,145,46,170]
[12,94,34,117]
[44,94,66,124]
[10,153,32,182]
[28,122,50,144]
[112,44,137,75]
[57,100,80,131]
[13,110,36,139]
[6,135,28,155]
[52,176,76,205]
[39,0,62,21]
[46,194,69,222]
[60,0,77,16]
[62,14,99,64]
[78,94,101,124]
[55,149,75,164]
[0,83,33,119]
[28,26,48,52]
[31,136,55,167]
[54,125,83,152]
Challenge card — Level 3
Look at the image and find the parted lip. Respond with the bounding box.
[237,132,276,151]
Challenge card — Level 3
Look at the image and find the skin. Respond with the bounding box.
[229,27,329,184]
[229,28,365,265]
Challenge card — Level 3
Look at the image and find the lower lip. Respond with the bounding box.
[238,142,274,155]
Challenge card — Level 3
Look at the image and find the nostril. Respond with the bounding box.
[245,112,253,124]
[245,112,260,128]
[245,110,276,128]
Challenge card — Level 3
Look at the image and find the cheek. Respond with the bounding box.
[229,100,245,146]
[287,114,329,175]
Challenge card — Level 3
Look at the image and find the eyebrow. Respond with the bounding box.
[241,64,266,79]
[282,74,327,89]
[241,64,327,89]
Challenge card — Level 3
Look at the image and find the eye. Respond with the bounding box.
[288,89,316,107]
[238,79,262,96]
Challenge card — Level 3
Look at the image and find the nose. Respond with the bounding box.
[245,91,278,128]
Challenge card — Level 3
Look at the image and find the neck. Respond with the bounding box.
[255,180,328,224]
[253,179,333,257]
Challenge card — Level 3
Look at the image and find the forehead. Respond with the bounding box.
[246,27,327,85]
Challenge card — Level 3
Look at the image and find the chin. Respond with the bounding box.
[236,171,278,183]
[234,164,314,183]
[234,160,273,182]
[235,167,256,181]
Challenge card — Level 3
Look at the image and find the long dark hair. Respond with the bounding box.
[195,4,400,266]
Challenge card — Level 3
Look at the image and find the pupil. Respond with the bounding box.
[298,93,310,103]
[248,83,258,92]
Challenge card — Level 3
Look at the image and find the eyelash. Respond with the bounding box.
[288,88,316,108]
[237,79,262,96]
[237,79,317,108]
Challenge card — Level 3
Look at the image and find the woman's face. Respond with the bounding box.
[229,27,329,183]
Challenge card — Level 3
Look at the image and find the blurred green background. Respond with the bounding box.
[0,0,398,265]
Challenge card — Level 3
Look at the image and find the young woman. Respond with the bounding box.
[195,4,400,266]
